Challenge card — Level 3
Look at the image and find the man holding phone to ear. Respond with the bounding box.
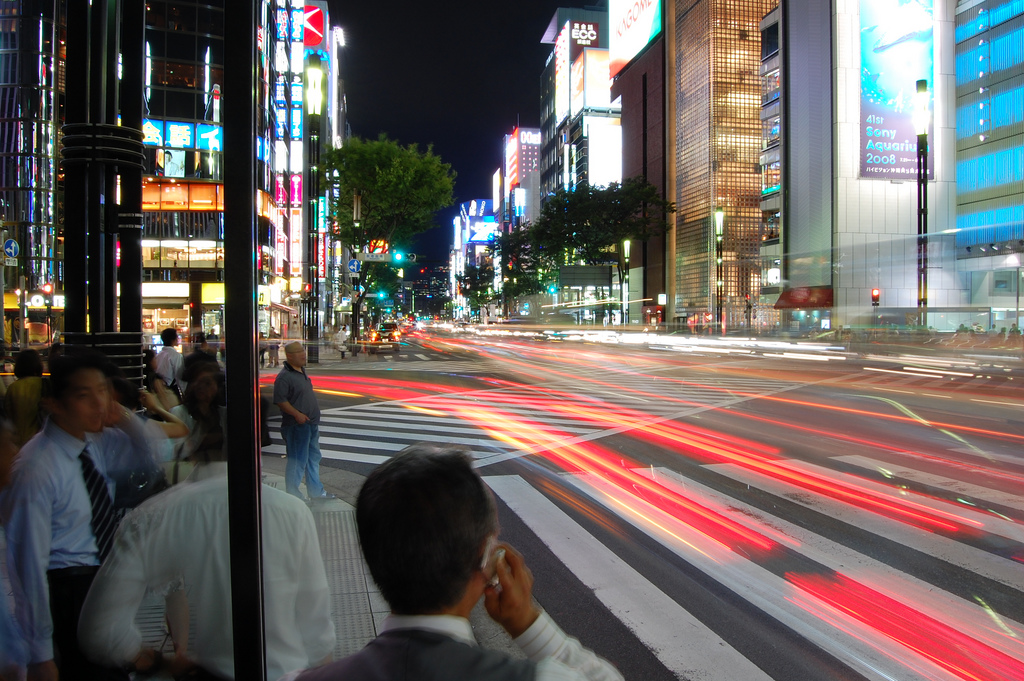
[283,443,623,681]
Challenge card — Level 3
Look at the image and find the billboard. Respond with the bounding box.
[468,216,498,243]
[505,131,519,189]
[859,0,933,179]
[303,3,328,49]
[570,21,600,59]
[571,53,586,117]
[555,22,571,124]
[610,0,662,77]
[583,116,622,188]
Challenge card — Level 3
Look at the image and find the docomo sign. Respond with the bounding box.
[610,0,662,77]
[519,129,541,146]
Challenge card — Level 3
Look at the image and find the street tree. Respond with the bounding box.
[456,263,496,317]
[322,135,455,339]
[493,226,547,317]
[530,177,675,268]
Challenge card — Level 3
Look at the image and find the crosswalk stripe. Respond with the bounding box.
[705,462,1024,591]
[555,471,988,681]
[834,454,1024,513]
[415,353,430,360]
[487,474,774,681]
[638,467,1024,662]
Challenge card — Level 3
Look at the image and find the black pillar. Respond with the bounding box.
[61,0,145,377]
[223,0,267,677]
[118,0,146,337]
[62,0,90,333]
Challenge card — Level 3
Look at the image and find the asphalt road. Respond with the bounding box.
[262,331,1024,681]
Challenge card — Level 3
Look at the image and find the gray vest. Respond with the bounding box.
[298,629,537,681]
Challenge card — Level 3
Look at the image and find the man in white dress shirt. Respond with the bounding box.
[0,351,155,681]
[77,446,336,679]
[284,444,623,681]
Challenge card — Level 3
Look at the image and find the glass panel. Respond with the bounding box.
[189,183,217,210]
[142,182,161,210]
[161,183,188,210]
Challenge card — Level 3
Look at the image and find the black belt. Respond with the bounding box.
[47,565,100,578]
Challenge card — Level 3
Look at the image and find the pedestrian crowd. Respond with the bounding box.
[0,329,623,681]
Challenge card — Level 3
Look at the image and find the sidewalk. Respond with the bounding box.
[136,469,385,664]
[136,463,522,669]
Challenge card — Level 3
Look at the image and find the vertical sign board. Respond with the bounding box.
[859,0,933,179]
[554,22,571,125]
[609,0,661,78]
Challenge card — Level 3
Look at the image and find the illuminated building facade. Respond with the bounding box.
[539,8,610,197]
[502,127,542,229]
[671,0,776,331]
[757,1,963,333]
[955,0,1024,327]
[0,1,64,343]
[139,0,344,343]
[450,200,495,320]
[610,0,667,325]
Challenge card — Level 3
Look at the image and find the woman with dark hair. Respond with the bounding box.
[3,349,45,446]
[169,364,226,480]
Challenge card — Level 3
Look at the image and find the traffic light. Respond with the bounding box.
[871,288,880,307]
[391,252,417,263]
[547,284,558,294]
[41,283,53,295]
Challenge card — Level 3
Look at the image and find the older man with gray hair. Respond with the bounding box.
[273,341,333,502]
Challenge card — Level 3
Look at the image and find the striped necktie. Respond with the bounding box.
[79,449,116,561]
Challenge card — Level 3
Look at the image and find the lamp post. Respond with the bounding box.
[305,61,324,361]
[714,207,725,334]
[913,79,930,324]
[621,239,631,326]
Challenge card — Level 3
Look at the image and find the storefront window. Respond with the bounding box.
[162,182,189,209]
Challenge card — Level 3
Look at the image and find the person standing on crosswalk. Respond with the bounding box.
[0,351,156,681]
[282,444,624,681]
[274,341,334,502]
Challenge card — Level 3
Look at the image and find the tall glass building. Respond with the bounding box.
[955,0,1024,327]
[0,0,63,343]
[672,0,775,331]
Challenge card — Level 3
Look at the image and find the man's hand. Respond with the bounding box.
[483,544,541,638]
[27,660,58,681]
[294,412,309,425]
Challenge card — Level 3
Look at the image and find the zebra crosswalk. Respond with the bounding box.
[483,452,1024,681]
[266,373,805,467]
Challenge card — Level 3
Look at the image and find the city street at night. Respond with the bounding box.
[260,329,1024,681]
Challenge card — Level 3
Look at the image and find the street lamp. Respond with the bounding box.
[714,207,725,334]
[621,239,631,326]
[914,79,929,322]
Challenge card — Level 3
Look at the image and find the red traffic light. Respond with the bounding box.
[871,288,881,306]
[42,283,53,294]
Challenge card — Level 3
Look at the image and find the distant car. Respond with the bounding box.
[373,321,402,343]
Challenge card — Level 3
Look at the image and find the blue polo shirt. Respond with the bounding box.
[272,362,321,426]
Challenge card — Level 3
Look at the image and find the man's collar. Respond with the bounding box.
[43,418,89,459]
[283,361,304,374]
[381,614,476,647]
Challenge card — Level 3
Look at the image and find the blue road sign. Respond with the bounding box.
[3,239,18,258]
[348,259,361,273]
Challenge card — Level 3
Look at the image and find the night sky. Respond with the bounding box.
[326,0,586,264]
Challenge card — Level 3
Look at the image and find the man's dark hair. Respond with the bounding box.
[110,376,141,411]
[47,350,112,401]
[357,444,497,614]
[13,349,43,379]
[160,327,178,346]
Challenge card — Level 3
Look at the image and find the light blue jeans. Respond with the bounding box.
[281,423,325,500]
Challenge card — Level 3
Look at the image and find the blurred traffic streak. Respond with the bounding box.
[263,336,1024,679]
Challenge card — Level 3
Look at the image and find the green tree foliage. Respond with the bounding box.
[456,263,496,312]
[322,135,455,337]
[529,177,675,267]
[493,226,546,315]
